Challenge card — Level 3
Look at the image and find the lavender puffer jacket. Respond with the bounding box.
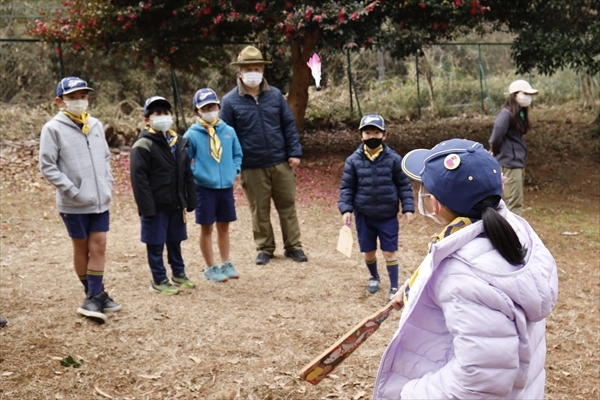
[373,202,558,399]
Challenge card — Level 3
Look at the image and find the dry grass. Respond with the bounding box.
[0,107,598,399]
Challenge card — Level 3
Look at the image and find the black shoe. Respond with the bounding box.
[284,249,308,262]
[77,292,108,324]
[255,253,272,265]
[0,316,7,327]
[103,292,122,312]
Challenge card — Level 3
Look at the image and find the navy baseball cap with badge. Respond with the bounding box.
[402,138,503,218]
[143,96,172,116]
[56,76,94,97]
[193,88,220,110]
[359,114,386,131]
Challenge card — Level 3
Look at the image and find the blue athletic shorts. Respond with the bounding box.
[60,211,110,239]
[140,209,188,245]
[354,211,399,253]
[194,185,237,225]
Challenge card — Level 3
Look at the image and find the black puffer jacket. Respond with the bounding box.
[130,129,197,217]
[220,81,302,169]
[338,144,414,219]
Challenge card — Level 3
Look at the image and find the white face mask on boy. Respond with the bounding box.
[515,92,532,108]
[63,99,89,116]
[200,111,219,123]
[151,115,173,132]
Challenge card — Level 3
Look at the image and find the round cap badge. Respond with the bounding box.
[444,154,460,170]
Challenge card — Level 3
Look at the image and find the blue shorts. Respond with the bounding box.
[60,211,110,239]
[141,209,188,245]
[194,185,237,225]
[354,211,399,253]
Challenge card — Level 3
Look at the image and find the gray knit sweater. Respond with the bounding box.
[39,112,113,214]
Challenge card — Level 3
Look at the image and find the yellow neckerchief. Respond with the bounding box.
[146,126,178,148]
[63,110,90,135]
[363,144,383,161]
[403,216,476,304]
[199,117,222,163]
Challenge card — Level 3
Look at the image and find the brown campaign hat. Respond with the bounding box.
[230,46,272,66]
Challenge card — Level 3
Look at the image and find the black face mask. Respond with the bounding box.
[364,138,383,149]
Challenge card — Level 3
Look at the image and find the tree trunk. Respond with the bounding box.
[287,30,320,133]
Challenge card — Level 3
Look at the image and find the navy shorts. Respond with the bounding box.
[60,211,110,239]
[141,209,188,245]
[354,211,399,253]
[194,185,237,225]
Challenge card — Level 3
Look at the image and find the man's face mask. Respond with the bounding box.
[241,72,263,88]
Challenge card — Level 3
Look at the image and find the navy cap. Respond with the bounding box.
[193,88,220,110]
[402,138,503,217]
[359,114,386,131]
[56,77,94,97]
[143,96,172,114]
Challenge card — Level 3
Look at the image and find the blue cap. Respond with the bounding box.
[359,114,386,131]
[193,88,220,110]
[143,96,172,114]
[402,138,503,217]
[56,77,94,97]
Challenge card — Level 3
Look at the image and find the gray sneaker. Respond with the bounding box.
[366,277,380,294]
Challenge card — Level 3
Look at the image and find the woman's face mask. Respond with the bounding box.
[515,92,532,108]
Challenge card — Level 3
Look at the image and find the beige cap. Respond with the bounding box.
[508,80,539,95]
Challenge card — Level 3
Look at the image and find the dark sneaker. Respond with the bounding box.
[172,274,196,289]
[284,249,308,262]
[388,288,399,303]
[0,316,7,327]
[150,279,180,295]
[103,292,122,312]
[255,253,272,265]
[77,292,108,324]
[366,277,380,294]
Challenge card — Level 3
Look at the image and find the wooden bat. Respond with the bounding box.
[298,302,400,385]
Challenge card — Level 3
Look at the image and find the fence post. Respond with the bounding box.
[170,57,187,131]
[415,54,421,118]
[347,48,353,113]
[57,42,65,78]
[478,44,484,112]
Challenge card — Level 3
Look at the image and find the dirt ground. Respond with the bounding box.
[0,106,598,399]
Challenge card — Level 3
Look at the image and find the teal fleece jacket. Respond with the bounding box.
[183,120,243,189]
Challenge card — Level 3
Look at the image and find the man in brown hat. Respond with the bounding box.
[220,45,307,265]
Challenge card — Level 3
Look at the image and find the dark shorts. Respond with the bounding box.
[60,211,110,239]
[354,211,399,253]
[194,185,237,225]
[141,209,188,245]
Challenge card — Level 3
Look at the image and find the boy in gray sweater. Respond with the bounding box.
[39,76,120,324]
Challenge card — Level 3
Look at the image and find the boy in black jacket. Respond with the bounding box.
[338,114,415,302]
[130,96,197,295]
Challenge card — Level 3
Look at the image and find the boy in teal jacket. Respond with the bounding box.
[183,88,243,282]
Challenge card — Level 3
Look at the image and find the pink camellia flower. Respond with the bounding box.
[455,0,461,5]
[74,43,82,50]
[204,7,211,14]
[313,15,322,22]
[255,3,265,13]
[350,12,358,21]
[231,12,239,18]
[419,2,426,8]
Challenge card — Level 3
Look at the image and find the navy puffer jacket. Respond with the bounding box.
[220,83,302,169]
[338,144,414,219]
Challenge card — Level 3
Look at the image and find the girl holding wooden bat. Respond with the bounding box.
[373,139,558,399]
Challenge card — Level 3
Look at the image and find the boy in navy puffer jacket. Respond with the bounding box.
[338,114,414,302]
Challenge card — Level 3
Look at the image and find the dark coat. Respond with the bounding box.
[130,129,197,217]
[220,82,302,169]
[338,144,415,219]
[489,107,528,168]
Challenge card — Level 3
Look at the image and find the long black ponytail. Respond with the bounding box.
[474,196,527,265]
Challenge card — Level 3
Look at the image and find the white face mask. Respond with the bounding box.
[418,188,444,226]
[151,115,173,132]
[200,111,219,123]
[63,99,88,116]
[515,93,532,108]
[241,72,263,88]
